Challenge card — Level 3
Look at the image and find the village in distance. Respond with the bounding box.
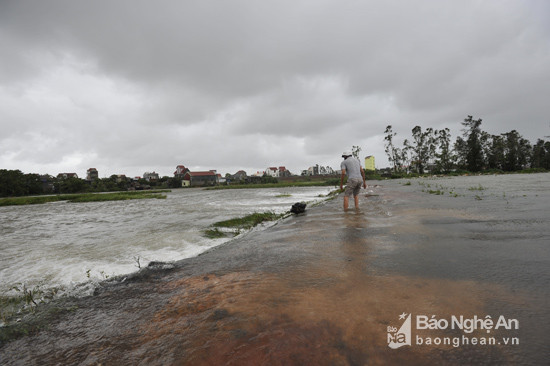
[2,156,377,196]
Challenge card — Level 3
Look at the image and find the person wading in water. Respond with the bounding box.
[339,151,366,210]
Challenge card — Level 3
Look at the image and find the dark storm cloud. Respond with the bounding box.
[1,0,549,176]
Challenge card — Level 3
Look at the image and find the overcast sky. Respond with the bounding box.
[1,0,549,178]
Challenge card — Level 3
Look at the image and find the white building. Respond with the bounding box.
[265,166,289,177]
[143,172,159,182]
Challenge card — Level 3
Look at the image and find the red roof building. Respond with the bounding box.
[174,165,188,177]
[182,170,218,187]
[86,168,99,181]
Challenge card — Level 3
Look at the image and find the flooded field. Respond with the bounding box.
[0,173,548,365]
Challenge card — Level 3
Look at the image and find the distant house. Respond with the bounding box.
[302,165,335,176]
[115,175,127,183]
[364,156,375,171]
[57,173,78,179]
[307,165,319,176]
[265,167,278,177]
[278,166,291,177]
[143,171,159,182]
[217,174,227,184]
[174,165,189,178]
[182,170,218,187]
[318,166,335,175]
[231,170,248,182]
[86,168,99,181]
[265,166,290,177]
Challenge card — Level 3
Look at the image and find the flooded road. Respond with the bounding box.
[1,174,548,365]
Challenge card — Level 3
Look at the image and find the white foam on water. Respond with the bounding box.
[0,186,335,297]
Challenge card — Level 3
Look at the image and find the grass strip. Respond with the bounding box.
[204,211,285,238]
[203,228,232,239]
[0,190,169,206]
[212,211,284,230]
[62,192,166,203]
[0,196,62,206]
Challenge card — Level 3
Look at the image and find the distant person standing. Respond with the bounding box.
[340,151,366,210]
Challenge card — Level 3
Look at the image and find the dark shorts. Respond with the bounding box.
[345,178,363,197]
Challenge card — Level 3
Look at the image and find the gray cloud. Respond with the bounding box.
[1,0,549,177]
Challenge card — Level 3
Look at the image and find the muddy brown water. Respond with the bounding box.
[1,175,548,365]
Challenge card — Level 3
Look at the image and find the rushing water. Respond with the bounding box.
[0,186,334,297]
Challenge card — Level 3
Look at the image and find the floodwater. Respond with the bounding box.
[0,186,334,297]
[0,173,548,365]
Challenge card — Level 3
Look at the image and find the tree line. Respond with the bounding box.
[384,115,550,175]
[0,170,182,198]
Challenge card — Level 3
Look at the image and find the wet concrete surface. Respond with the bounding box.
[1,181,548,365]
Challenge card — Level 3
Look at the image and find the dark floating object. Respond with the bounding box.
[290,202,307,214]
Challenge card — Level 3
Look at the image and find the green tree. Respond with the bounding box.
[517,134,532,170]
[101,176,119,191]
[434,128,454,173]
[453,136,467,170]
[544,141,550,169]
[55,177,88,193]
[531,139,549,169]
[352,145,362,159]
[404,126,435,174]
[169,177,183,188]
[117,176,132,190]
[22,173,43,195]
[384,125,404,172]
[501,130,531,171]
[0,169,25,196]
[460,115,486,172]
[0,170,43,197]
[487,135,505,170]
[90,179,106,192]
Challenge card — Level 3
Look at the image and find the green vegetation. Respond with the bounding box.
[276,194,292,197]
[1,291,79,343]
[0,283,61,326]
[0,196,61,206]
[314,188,342,202]
[0,170,43,197]
[204,228,232,239]
[416,180,496,200]
[204,211,285,238]
[212,212,284,230]
[0,190,169,207]
[364,171,383,180]
[0,169,179,198]
[65,191,167,203]
[468,184,486,191]
[383,116,550,175]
